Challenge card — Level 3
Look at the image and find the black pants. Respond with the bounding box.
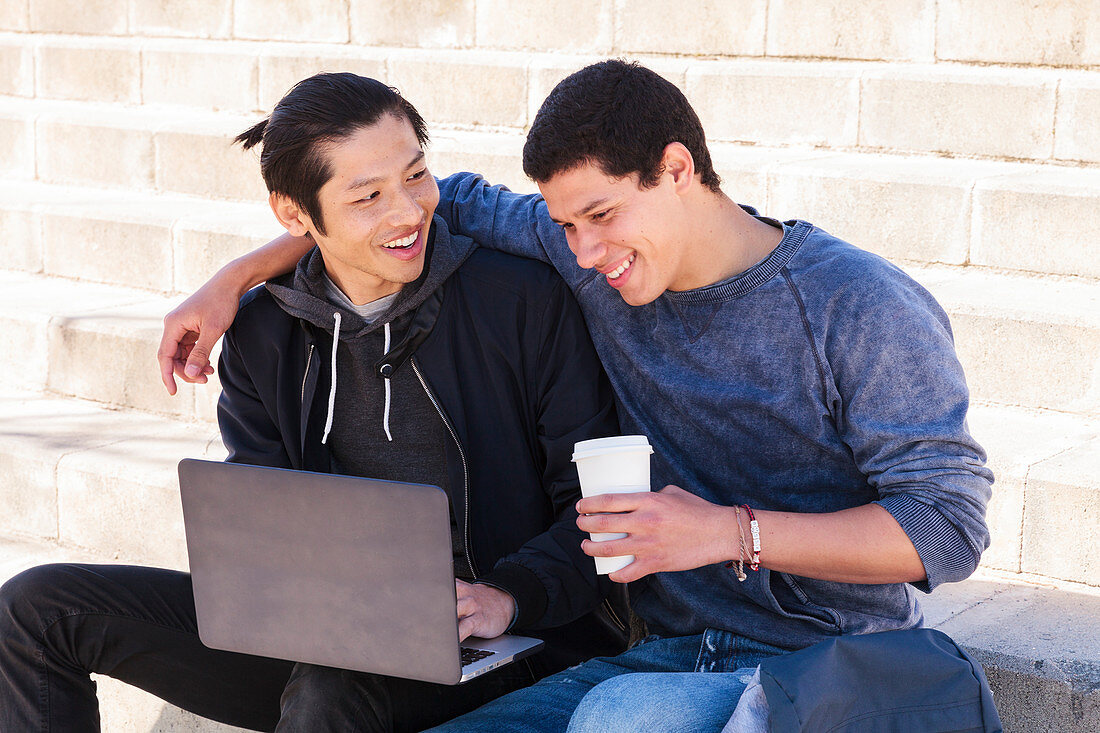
[0,564,537,732]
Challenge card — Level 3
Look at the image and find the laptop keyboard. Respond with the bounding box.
[460,647,495,667]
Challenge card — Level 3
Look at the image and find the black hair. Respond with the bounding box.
[236,72,429,236]
[523,59,721,193]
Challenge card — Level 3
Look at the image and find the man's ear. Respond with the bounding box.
[661,142,696,195]
[270,192,312,237]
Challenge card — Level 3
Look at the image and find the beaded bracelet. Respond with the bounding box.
[742,504,761,571]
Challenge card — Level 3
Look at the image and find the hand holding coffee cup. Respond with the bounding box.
[572,436,654,575]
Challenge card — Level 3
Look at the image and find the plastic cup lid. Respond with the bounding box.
[572,435,653,462]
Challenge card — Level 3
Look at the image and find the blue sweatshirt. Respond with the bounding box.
[437,173,993,651]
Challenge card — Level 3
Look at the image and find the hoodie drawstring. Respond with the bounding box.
[321,312,341,445]
[320,312,393,446]
[382,322,393,442]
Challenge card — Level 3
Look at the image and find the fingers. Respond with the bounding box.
[455,579,475,615]
[576,512,635,534]
[183,331,219,382]
[458,616,475,642]
[455,595,477,619]
[455,584,483,642]
[581,537,633,558]
[453,581,513,641]
[576,490,651,516]
[157,320,190,395]
[608,561,651,584]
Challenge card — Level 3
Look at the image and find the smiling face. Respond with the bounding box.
[273,113,439,305]
[539,162,693,306]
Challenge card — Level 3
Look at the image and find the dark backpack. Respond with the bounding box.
[759,628,1001,732]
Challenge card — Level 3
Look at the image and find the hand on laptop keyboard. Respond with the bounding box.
[455,580,517,641]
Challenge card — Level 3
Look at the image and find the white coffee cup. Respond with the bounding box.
[572,435,654,575]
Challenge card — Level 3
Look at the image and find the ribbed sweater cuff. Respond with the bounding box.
[875,494,979,592]
[477,562,548,631]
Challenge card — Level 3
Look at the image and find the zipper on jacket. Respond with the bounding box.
[411,357,478,578]
[301,344,315,404]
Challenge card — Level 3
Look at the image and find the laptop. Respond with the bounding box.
[177,458,544,685]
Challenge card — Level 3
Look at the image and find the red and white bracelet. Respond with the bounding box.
[741,504,761,571]
[726,503,762,580]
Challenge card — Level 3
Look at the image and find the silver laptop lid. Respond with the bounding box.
[178,458,468,684]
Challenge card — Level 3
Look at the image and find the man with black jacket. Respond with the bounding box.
[0,73,624,731]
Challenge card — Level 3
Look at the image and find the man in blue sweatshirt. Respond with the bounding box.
[158,60,993,731]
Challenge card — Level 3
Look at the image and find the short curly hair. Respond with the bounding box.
[523,60,720,193]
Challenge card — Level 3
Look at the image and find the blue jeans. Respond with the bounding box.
[425,629,786,733]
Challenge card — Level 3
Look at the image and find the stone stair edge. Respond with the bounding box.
[922,571,1100,732]
[9,143,1100,202]
[6,93,1100,176]
[0,270,221,422]
[1,224,1098,417]
[5,38,1100,166]
[7,28,1100,75]
[6,137,1100,282]
[0,386,222,569]
[6,93,1100,209]
[2,228,1098,323]
[4,207,1099,316]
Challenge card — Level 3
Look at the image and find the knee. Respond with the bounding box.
[0,564,74,636]
[568,671,755,733]
[280,663,385,728]
[280,664,344,708]
[567,674,679,733]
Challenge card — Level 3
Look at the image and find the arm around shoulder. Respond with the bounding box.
[436,172,563,266]
[158,231,313,394]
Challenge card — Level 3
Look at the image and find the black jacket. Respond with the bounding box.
[217,226,627,671]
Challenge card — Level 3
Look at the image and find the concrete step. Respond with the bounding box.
[922,569,1100,733]
[0,179,277,293]
[0,271,221,423]
[754,154,1100,281]
[5,36,1100,165]
[3,1,1100,68]
[967,404,1100,585]
[0,96,535,203]
[0,388,223,570]
[910,265,1100,417]
[1,237,1097,420]
[0,95,269,201]
[5,135,1100,281]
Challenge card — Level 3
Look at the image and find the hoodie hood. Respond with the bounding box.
[263,215,476,445]
[265,214,475,338]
